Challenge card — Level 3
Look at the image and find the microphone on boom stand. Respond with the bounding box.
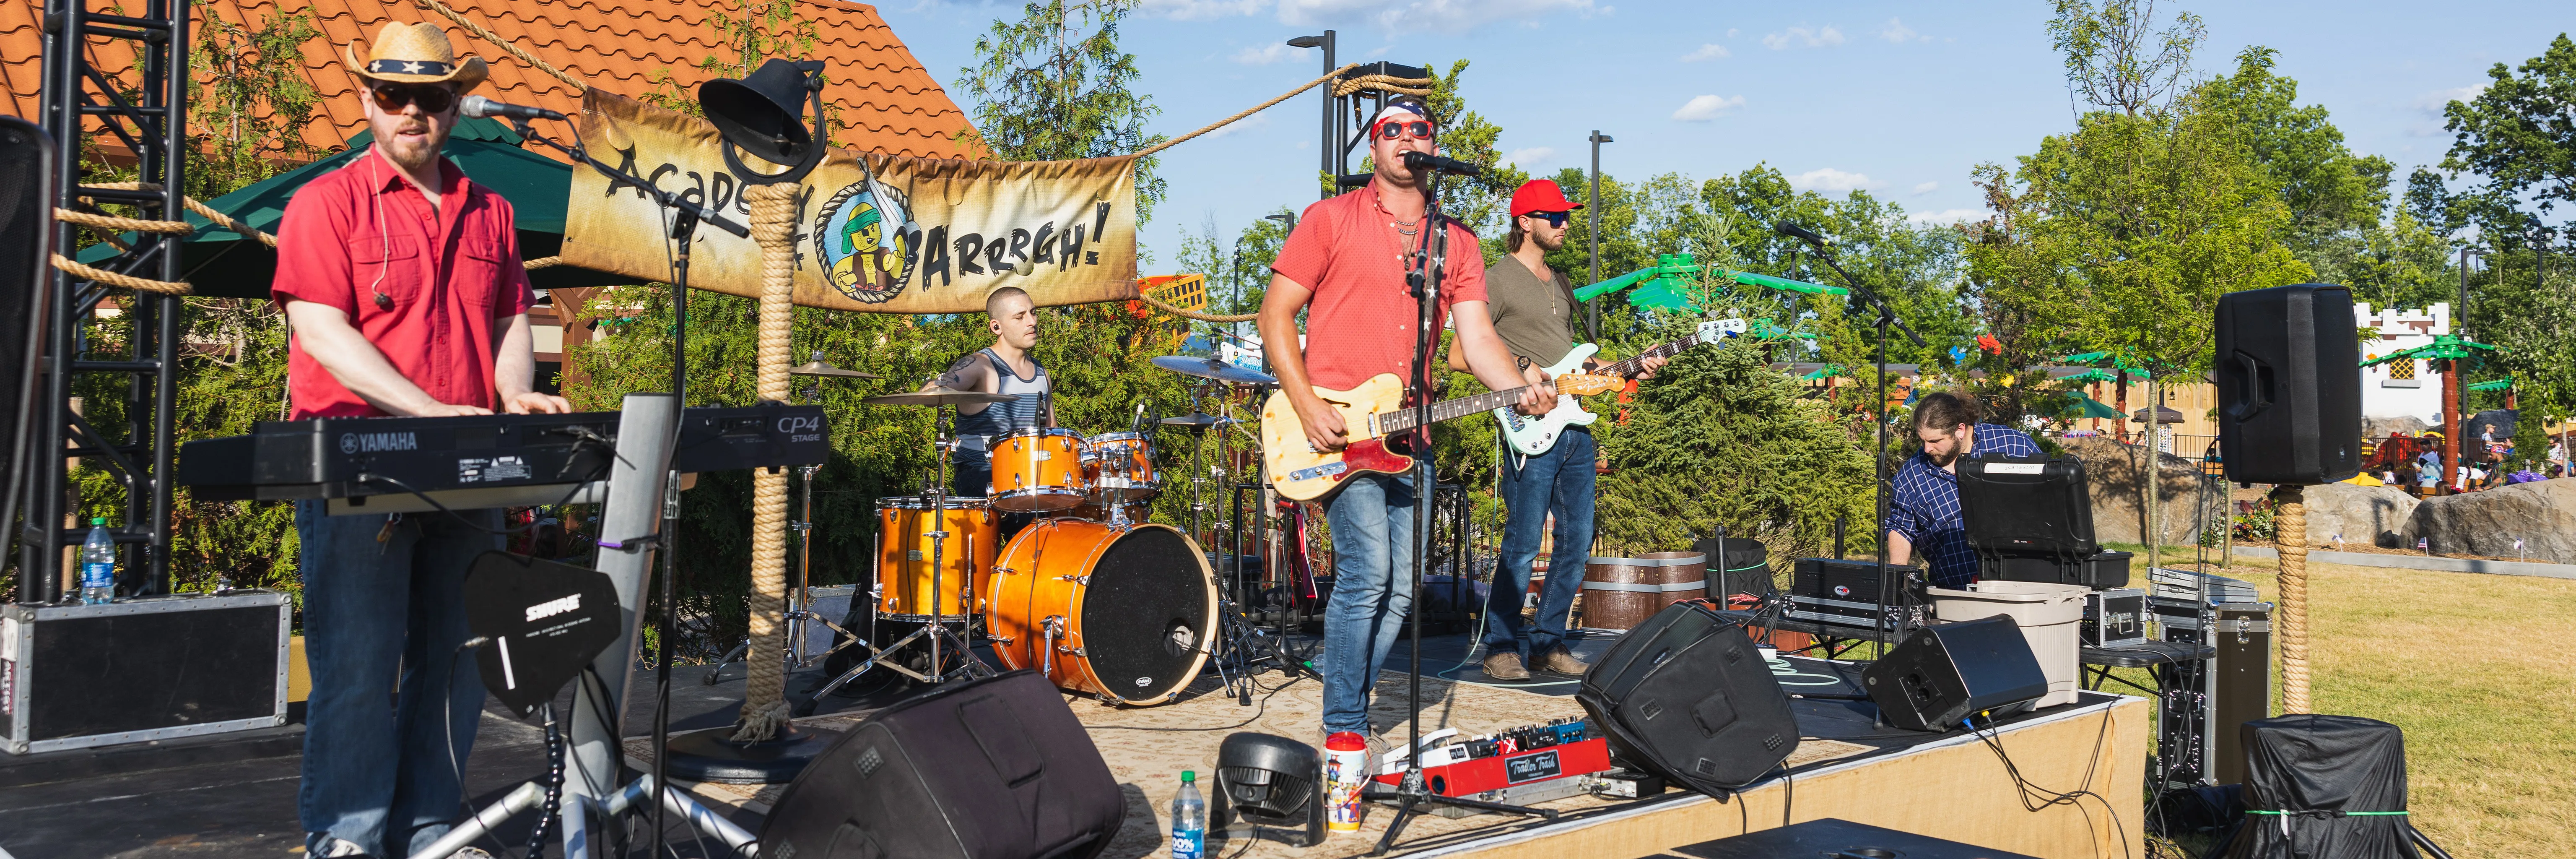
[460,95,568,121]
[1400,150,1482,177]
[1774,220,1828,248]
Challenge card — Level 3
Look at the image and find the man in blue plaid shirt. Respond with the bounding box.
[1886,392,2041,588]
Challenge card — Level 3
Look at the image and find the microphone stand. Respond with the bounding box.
[1364,164,1556,856]
[1787,233,1927,651]
[512,119,750,858]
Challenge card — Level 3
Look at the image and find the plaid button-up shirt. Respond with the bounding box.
[1885,423,2042,588]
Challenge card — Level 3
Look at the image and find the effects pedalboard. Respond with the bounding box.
[1368,717,1660,816]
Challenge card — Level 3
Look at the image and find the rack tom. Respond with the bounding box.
[1081,431,1161,502]
[988,427,1087,513]
[875,495,998,619]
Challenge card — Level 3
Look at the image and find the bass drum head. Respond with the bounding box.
[1085,525,1215,704]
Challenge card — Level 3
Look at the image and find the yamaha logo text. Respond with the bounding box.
[339,432,419,454]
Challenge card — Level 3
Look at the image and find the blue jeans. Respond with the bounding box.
[296,500,501,858]
[1320,473,1416,735]
[1485,427,1595,659]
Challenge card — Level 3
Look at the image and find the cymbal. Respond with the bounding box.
[862,388,1018,406]
[1158,412,1241,427]
[1151,355,1278,386]
[789,351,880,379]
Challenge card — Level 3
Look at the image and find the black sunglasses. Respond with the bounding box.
[369,83,457,114]
[1522,211,1570,227]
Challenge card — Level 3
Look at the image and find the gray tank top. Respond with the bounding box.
[954,349,1049,446]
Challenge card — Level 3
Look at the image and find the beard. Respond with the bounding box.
[378,122,444,173]
[1535,230,1567,253]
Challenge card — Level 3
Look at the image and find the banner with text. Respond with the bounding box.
[561,91,1140,313]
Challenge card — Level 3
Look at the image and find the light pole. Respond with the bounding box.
[1587,131,1612,341]
[1288,32,1335,200]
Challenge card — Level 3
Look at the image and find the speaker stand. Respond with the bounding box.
[661,722,841,784]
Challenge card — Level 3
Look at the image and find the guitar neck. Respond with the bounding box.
[1379,385,1540,435]
[1597,334,1702,378]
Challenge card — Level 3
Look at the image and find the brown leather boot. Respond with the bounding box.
[1482,650,1531,681]
[1535,646,1590,676]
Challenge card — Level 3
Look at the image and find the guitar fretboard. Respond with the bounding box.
[1596,333,1705,378]
[1378,386,1542,435]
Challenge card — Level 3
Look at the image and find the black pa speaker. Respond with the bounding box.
[1576,601,1798,798]
[1214,732,1324,847]
[1862,615,2049,732]
[760,670,1125,859]
[2215,284,2362,485]
[0,117,56,557]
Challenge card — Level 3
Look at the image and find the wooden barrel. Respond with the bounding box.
[1581,551,1706,630]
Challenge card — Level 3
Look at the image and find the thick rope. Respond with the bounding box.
[522,256,562,270]
[79,182,277,247]
[1136,291,1257,323]
[414,0,588,93]
[1133,63,1360,159]
[54,208,193,234]
[50,254,191,294]
[1332,73,1434,97]
[2273,484,2309,715]
[729,181,800,743]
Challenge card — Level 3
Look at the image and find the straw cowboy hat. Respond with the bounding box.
[343,22,488,92]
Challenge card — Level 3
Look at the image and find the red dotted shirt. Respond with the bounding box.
[272,148,535,419]
[1270,183,1487,391]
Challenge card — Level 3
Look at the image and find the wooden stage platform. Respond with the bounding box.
[633,658,2145,859]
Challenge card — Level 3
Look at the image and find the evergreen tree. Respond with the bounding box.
[957,0,1168,222]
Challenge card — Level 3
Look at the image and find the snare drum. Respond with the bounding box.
[876,495,998,619]
[988,427,1087,513]
[1082,431,1161,501]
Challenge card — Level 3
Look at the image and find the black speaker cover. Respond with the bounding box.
[760,670,1125,859]
[463,552,622,717]
[1576,602,1797,798]
[2220,715,2421,859]
[1862,615,2050,732]
[2216,284,2362,485]
[0,117,55,550]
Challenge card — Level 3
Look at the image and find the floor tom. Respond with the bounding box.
[875,495,998,619]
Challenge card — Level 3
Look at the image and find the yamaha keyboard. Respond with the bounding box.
[177,405,827,514]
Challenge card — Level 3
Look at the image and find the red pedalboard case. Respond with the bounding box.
[1370,737,1614,797]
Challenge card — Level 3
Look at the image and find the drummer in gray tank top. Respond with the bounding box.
[933,286,1055,508]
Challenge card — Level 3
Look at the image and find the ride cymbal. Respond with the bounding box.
[1150,355,1277,386]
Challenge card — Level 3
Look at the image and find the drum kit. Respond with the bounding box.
[797,351,1295,708]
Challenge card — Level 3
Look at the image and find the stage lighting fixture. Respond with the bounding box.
[699,57,827,184]
[1215,732,1325,847]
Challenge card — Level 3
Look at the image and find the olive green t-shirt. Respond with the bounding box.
[1481,255,1581,367]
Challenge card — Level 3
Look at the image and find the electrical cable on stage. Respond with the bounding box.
[1965,704,2131,859]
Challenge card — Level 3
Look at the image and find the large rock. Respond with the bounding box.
[2405,478,2576,562]
[2296,482,2418,548]
[2363,415,2429,440]
[2058,437,2227,546]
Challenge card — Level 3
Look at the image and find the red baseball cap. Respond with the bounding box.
[1509,180,1581,216]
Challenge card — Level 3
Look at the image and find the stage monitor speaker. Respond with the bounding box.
[2215,284,2361,485]
[760,670,1125,859]
[1862,615,2049,732]
[1214,731,1324,847]
[1576,601,1798,798]
[0,117,56,557]
[463,552,622,717]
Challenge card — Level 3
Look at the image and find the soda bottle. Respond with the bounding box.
[1169,770,1206,858]
[80,518,116,605]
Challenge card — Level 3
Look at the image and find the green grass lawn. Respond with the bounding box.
[2096,544,2576,857]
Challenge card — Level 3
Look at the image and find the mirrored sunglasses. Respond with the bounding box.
[369,83,456,114]
[1374,118,1435,140]
[1523,211,1571,227]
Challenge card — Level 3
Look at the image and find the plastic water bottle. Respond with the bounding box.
[80,518,116,605]
[1169,770,1206,859]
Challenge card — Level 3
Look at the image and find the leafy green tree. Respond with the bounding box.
[2046,0,2206,116]
[2199,46,2394,277]
[957,0,1167,222]
[1419,60,1527,247]
[2434,34,2576,233]
[189,10,323,198]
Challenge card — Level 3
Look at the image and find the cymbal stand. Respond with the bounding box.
[805,405,986,700]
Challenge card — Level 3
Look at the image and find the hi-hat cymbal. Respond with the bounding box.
[862,388,1018,406]
[789,351,880,379]
[1158,412,1240,427]
[1150,355,1277,386]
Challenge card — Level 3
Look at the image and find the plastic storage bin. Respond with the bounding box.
[1925,580,2085,708]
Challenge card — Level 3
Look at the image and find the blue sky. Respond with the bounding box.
[872,0,2564,267]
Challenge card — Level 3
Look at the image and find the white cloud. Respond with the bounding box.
[1681,43,1730,62]
[1140,0,1268,20]
[1502,146,1556,168]
[1910,181,1938,196]
[1879,17,1929,43]
[1671,94,1747,122]
[1761,25,1843,49]
[1204,112,1271,140]
[1276,0,1605,34]
[2415,84,2485,111]
[1231,43,1300,65]
[1726,28,1739,37]
[1789,167,1874,192]
[1908,208,1985,226]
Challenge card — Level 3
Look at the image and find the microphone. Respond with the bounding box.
[460,96,566,121]
[1131,402,1148,433]
[1400,150,1482,177]
[1774,221,1827,247]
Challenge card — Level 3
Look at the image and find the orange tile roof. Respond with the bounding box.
[2,0,984,161]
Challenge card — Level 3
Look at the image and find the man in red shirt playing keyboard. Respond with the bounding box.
[271,23,569,859]
[1259,96,1550,763]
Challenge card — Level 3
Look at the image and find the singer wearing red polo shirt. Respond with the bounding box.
[1259,96,1550,762]
[272,23,570,859]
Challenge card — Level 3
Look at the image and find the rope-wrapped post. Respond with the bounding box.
[2273,483,2309,715]
[729,181,800,743]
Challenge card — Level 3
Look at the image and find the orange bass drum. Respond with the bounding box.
[986,521,1216,705]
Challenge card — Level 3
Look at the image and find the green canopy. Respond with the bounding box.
[1721,269,1848,297]
[74,117,624,299]
[1799,363,1846,380]
[2055,350,2150,380]
[2362,333,2500,367]
[2466,378,2514,392]
[2058,367,2121,384]
[2066,391,2125,419]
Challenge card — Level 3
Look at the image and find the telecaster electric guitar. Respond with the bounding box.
[1262,374,1624,502]
[1495,319,1733,456]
